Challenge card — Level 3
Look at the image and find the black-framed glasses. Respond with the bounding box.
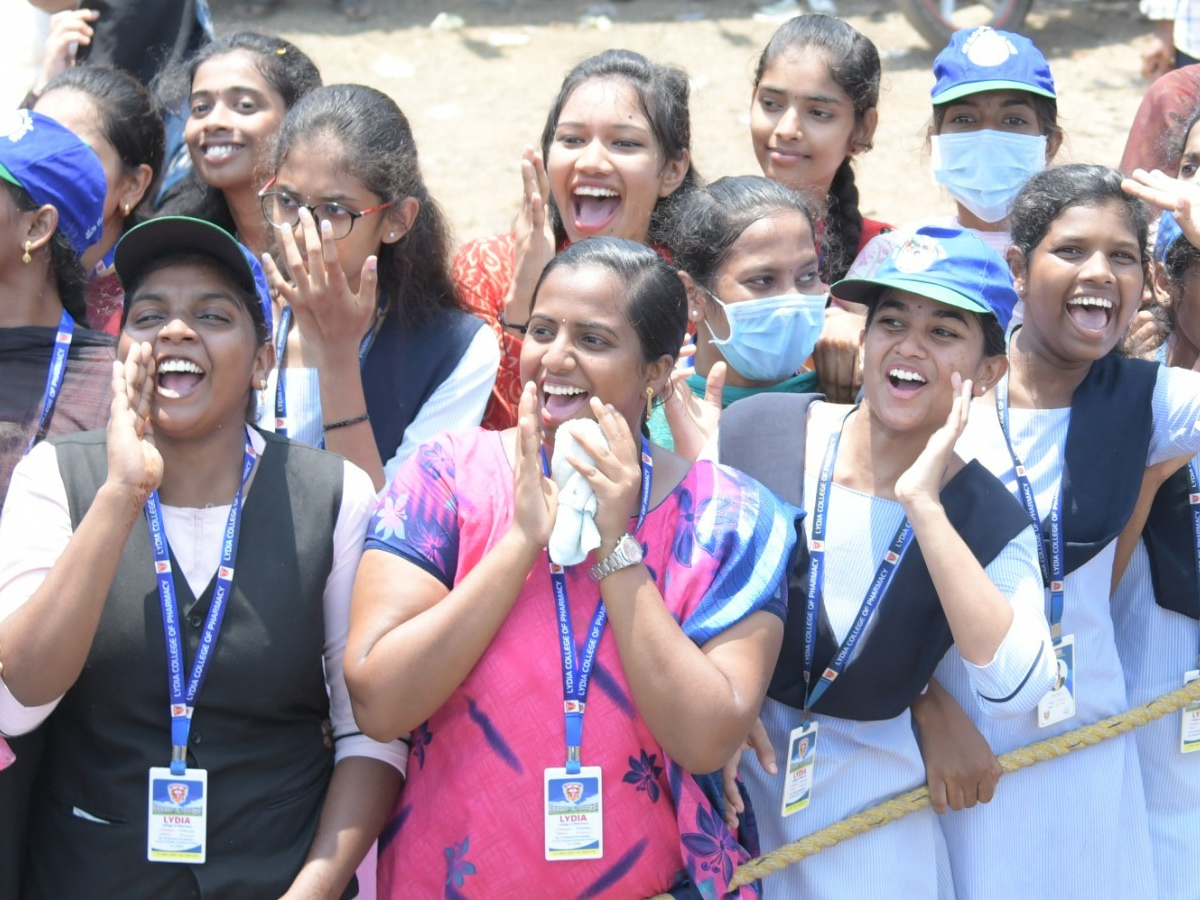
[258,178,393,241]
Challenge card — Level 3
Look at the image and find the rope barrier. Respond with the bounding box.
[646,677,1200,899]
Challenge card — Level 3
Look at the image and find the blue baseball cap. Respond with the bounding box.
[114,216,274,338]
[931,27,1056,105]
[1155,210,1186,264]
[832,226,1018,330]
[0,109,105,258]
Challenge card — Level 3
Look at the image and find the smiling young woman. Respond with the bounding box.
[0,217,405,900]
[725,226,1054,900]
[930,165,1200,900]
[346,238,797,899]
[452,49,697,431]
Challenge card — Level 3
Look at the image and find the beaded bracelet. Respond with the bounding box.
[322,413,370,432]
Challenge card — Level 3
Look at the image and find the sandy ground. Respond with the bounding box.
[4,0,1161,245]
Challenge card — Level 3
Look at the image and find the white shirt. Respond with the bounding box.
[1142,0,1200,58]
[0,431,407,774]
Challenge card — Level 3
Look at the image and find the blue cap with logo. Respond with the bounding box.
[1155,210,1187,264]
[832,226,1018,330]
[0,109,105,258]
[114,216,274,338]
[932,27,1056,106]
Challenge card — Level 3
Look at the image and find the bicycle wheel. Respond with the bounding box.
[896,0,1036,48]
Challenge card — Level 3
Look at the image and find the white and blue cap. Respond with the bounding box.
[114,216,274,338]
[832,226,1018,330]
[0,109,105,258]
[931,27,1056,105]
[1155,210,1187,264]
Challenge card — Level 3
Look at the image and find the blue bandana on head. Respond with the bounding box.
[0,110,106,258]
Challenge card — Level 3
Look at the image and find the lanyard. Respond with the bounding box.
[25,310,74,455]
[272,305,379,445]
[146,434,256,775]
[1186,460,1200,667]
[802,412,913,716]
[995,375,1066,638]
[540,435,653,774]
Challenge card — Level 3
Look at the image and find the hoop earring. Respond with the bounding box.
[22,241,32,265]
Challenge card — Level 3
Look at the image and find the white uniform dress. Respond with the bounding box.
[744,443,1054,900]
[936,366,1200,900]
[1113,537,1200,900]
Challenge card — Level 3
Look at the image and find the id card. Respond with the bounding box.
[1037,634,1077,728]
[147,767,207,864]
[781,721,818,817]
[544,766,603,861]
[1181,670,1200,754]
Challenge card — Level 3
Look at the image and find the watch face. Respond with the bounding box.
[618,535,643,563]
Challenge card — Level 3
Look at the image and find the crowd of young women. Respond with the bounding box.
[0,11,1198,900]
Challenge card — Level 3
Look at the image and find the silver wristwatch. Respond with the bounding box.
[589,534,644,582]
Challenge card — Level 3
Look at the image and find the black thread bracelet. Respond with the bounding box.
[322,413,370,432]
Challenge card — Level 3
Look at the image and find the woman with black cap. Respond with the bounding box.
[0,216,405,899]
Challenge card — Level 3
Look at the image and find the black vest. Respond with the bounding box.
[1053,352,1159,577]
[24,429,347,900]
[1142,463,1200,619]
[361,307,485,464]
[719,392,1033,722]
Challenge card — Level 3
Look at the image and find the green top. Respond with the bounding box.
[648,369,820,451]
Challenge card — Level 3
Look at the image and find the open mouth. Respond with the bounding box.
[571,185,620,233]
[157,358,206,399]
[200,142,244,164]
[1065,296,1114,333]
[887,366,927,395]
[541,382,590,427]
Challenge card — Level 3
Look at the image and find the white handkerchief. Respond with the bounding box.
[548,419,606,566]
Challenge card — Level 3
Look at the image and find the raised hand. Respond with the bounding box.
[511,382,558,549]
[33,8,100,93]
[106,341,163,503]
[665,358,724,462]
[503,147,556,330]
[260,208,379,367]
[895,373,971,511]
[568,397,643,550]
[1122,168,1200,250]
[814,304,866,403]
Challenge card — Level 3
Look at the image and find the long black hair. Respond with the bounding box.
[540,49,698,248]
[273,84,465,328]
[155,32,321,231]
[754,15,880,283]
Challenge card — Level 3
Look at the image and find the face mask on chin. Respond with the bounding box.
[931,130,1048,224]
[703,289,828,383]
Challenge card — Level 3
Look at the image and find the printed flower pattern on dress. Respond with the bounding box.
[623,749,665,803]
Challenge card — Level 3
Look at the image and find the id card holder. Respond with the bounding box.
[781,720,818,817]
[1037,634,1077,728]
[544,766,603,861]
[1181,670,1200,754]
[147,767,207,864]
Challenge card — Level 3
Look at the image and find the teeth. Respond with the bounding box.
[1068,297,1113,309]
[203,145,238,160]
[573,186,618,198]
[889,368,926,383]
[158,359,203,375]
[544,384,585,396]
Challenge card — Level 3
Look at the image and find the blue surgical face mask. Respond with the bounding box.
[702,290,827,382]
[931,130,1048,224]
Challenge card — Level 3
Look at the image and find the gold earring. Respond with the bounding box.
[644,386,655,421]
[122,203,131,216]
[21,241,31,264]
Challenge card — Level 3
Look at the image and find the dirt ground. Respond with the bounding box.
[35,0,1166,244]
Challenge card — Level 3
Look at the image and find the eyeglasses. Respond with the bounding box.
[258,178,393,241]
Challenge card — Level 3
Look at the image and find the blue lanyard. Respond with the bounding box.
[25,310,74,455]
[1186,459,1200,667]
[272,306,379,447]
[540,435,653,773]
[994,375,1066,638]
[802,412,913,716]
[146,435,256,775]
